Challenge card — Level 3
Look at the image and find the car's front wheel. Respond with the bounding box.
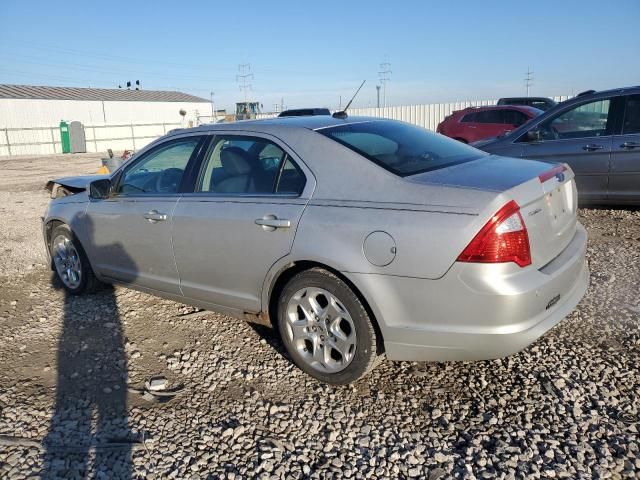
[277,268,381,384]
[50,224,102,295]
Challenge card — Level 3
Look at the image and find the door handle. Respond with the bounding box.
[255,215,291,231]
[582,144,604,151]
[144,210,167,223]
[620,141,640,149]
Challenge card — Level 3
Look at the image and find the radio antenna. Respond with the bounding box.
[333,80,366,119]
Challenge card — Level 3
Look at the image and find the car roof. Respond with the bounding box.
[498,96,554,102]
[168,115,385,135]
[455,105,540,114]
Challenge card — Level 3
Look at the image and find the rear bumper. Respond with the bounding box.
[347,223,589,362]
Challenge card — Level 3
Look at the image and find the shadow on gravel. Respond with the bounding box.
[42,218,133,479]
[248,322,290,362]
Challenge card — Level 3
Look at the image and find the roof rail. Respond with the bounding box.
[576,89,596,97]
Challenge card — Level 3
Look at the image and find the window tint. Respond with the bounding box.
[475,110,505,124]
[117,137,200,195]
[319,121,484,177]
[276,158,305,194]
[503,109,529,126]
[535,99,611,141]
[622,95,640,135]
[196,136,304,195]
[460,112,478,123]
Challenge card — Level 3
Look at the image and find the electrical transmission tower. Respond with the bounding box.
[236,63,254,102]
[525,67,534,97]
[378,62,392,107]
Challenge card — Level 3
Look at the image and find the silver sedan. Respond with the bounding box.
[43,116,589,384]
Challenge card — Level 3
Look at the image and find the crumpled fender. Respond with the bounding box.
[45,174,109,198]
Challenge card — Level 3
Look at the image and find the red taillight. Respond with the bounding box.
[457,200,531,267]
[538,165,567,183]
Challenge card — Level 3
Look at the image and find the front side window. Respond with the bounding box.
[531,99,611,141]
[196,136,305,195]
[117,137,201,195]
[622,95,640,135]
[319,120,484,177]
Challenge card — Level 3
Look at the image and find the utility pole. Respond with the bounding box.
[379,62,392,107]
[376,85,381,108]
[525,67,534,97]
[210,91,215,121]
[236,63,253,102]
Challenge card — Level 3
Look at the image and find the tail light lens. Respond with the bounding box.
[457,200,531,267]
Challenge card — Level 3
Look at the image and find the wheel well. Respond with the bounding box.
[45,220,64,248]
[267,261,385,354]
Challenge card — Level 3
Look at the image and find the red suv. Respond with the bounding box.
[436,105,542,143]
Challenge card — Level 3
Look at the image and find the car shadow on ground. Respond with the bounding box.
[42,215,135,479]
[247,322,291,362]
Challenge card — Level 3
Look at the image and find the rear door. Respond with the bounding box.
[475,110,509,141]
[610,94,640,202]
[517,97,615,203]
[85,135,205,294]
[172,133,314,312]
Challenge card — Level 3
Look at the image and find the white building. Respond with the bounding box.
[0,84,210,155]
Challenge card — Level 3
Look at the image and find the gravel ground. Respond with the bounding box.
[0,154,638,479]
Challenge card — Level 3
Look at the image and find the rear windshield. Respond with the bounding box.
[318,120,485,176]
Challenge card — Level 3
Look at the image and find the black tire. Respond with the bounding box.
[454,137,468,144]
[50,224,102,295]
[276,268,381,384]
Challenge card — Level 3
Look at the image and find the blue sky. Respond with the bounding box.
[1,0,639,112]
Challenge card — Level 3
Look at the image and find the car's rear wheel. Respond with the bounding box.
[454,137,468,143]
[277,268,380,384]
[50,224,102,295]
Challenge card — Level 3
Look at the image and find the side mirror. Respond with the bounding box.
[526,128,542,142]
[89,178,113,199]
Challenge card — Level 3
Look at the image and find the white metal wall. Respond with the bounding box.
[256,96,571,130]
[345,96,570,130]
[0,98,210,128]
[0,122,182,156]
[1,96,572,156]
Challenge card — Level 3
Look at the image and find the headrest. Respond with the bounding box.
[220,147,251,175]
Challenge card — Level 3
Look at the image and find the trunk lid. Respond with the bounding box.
[408,155,578,269]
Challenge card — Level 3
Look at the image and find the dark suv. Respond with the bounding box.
[497,97,557,111]
[476,87,640,205]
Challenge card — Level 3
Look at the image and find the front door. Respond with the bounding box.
[518,97,615,203]
[172,133,312,312]
[610,94,640,202]
[85,135,205,294]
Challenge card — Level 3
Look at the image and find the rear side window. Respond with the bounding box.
[196,136,305,195]
[503,109,530,126]
[475,110,505,124]
[460,112,478,123]
[622,95,640,134]
[318,121,484,177]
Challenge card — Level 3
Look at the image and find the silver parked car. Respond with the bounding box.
[43,116,589,384]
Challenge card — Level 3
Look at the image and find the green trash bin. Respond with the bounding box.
[60,120,70,153]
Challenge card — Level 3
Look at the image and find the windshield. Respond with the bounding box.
[318,120,485,177]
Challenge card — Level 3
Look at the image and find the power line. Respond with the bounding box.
[525,67,534,97]
[378,62,391,107]
[236,64,253,102]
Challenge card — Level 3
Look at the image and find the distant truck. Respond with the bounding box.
[278,108,331,117]
[497,96,557,111]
